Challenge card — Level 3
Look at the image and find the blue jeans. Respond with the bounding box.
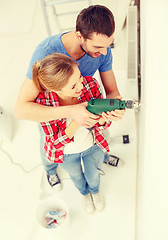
[61,144,104,195]
[38,123,109,176]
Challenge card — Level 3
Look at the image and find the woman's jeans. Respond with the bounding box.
[39,123,109,181]
[61,144,104,195]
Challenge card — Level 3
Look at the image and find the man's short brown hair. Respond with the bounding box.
[76,5,115,39]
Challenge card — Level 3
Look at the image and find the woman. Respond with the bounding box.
[33,53,112,214]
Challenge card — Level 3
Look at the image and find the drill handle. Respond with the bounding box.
[87,99,126,115]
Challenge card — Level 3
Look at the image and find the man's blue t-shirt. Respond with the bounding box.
[26,33,113,80]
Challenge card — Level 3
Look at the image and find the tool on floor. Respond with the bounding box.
[43,209,67,229]
[87,99,140,115]
[104,155,120,167]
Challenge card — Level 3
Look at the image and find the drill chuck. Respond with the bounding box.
[125,100,134,109]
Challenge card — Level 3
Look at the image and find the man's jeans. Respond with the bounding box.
[39,124,59,175]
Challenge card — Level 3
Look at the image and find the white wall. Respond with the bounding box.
[136,0,168,239]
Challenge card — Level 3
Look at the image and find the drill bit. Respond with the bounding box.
[125,100,140,109]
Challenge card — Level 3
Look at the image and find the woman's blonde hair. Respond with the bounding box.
[32,53,78,92]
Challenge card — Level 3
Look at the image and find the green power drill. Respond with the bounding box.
[87,99,139,115]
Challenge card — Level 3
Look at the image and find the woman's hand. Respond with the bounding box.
[71,102,100,128]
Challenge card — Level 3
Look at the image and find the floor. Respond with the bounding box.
[0,1,137,239]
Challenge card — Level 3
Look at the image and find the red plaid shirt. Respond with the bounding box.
[36,76,111,163]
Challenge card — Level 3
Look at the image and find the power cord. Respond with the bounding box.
[0,139,42,174]
[88,128,105,176]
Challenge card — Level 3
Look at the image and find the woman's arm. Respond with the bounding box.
[40,119,81,150]
[65,120,81,139]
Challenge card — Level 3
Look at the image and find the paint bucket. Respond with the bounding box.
[36,196,69,233]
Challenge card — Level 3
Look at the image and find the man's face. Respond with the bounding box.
[80,33,114,58]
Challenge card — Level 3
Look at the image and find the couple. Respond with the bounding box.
[15,5,125,214]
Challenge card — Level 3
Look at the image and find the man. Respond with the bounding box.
[15,5,125,190]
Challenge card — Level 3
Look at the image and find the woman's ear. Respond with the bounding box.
[76,31,84,42]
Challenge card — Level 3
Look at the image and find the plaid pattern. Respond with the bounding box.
[36,76,111,163]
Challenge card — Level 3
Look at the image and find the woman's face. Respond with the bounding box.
[57,66,83,98]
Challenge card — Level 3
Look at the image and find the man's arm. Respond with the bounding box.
[100,69,125,121]
[15,77,99,126]
[100,69,120,99]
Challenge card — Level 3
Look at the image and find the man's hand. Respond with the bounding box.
[103,109,126,121]
[71,102,100,128]
[106,94,126,121]
[98,108,125,124]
